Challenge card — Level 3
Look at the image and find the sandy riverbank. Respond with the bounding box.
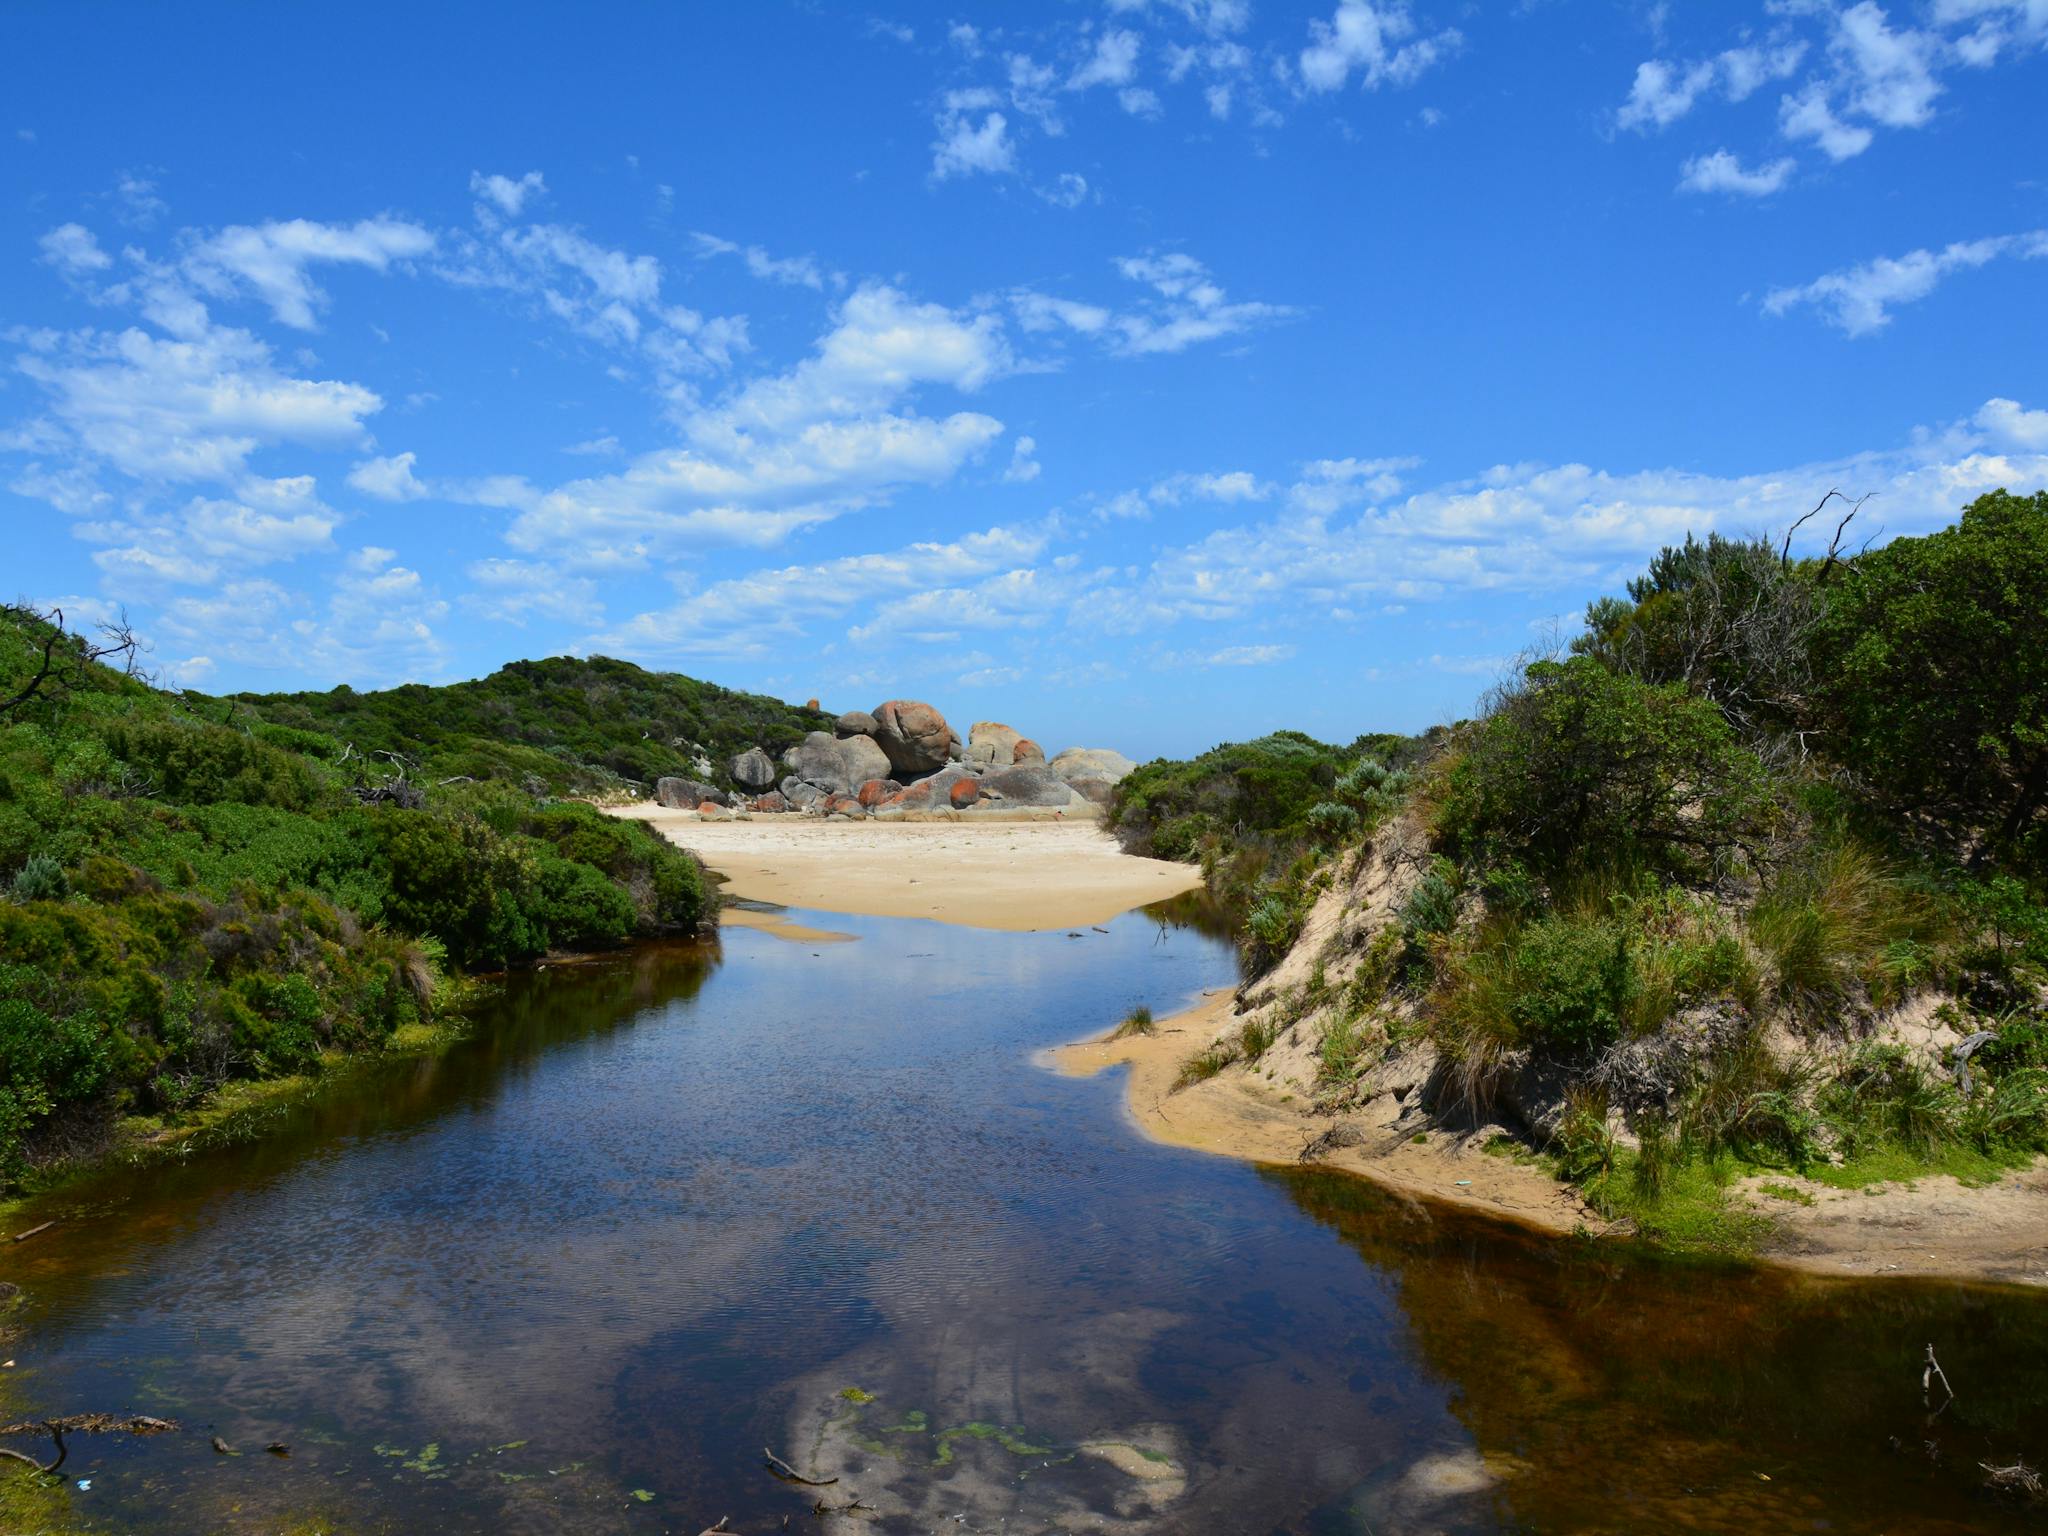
[1052,995,2048,1288]
[616,805,1206,931]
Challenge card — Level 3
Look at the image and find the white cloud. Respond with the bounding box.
[1976,397,2048,450]
[1778,80,1876,160]
[1004,434,1042,482]
[594,524,1050,661]
[931,96,1017,180]
[470,169,547,217]
[1678,149,1796,196]
[505,284,1011,555]
[1831,1,1942,128]
[1616,43,1806,132]
[16,322,383,483]
[1204,643,1296,665]
[348,450,430,501]
[183,217,435,329]
[1037,172,1092,209]
[1297,1,1460,94]
[1070,28,1142,90]
[39,223,111,275]
[462,557,602,626]
[182,485,336,561]
[1013,252,1294,357]
[1764,229,2048,335]
[691,232,829,290]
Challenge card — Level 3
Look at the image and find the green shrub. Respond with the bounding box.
[1818,1044,1956,1157]
[1511,916,1638,1051]
[11,853,68,902]
[1305,801,1359,844]
[1109,1004,1155,1040]
[1748,840,1938,1018]
[1438,656,1772,887]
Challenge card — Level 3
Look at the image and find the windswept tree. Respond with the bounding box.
[1811,489,2048,859]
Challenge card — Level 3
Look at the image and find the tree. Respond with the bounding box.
[1439,656,1773,885]
[1812,489,2048,856]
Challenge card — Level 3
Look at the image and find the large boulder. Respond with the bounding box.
[855,777,894,809]
[838,732,892,787]
[785,731,851,794]
[966,721,1022,767]
[781,777,826,811]
[728,747,778,791]
[949,778,981,809]
[1050,747,1137,788]
[980,764,1076,808]
[834,710,879,739]
[655,777,724,809]
[872,699,956,774]
[753,790,790,814]
[1011,738,1046,766]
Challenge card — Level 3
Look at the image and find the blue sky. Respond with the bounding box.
[3,1,2045,759]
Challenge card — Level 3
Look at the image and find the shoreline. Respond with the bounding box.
[1051,994,2048,1290]
[616,805,1206,931]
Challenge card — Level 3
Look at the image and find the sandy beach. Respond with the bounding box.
[615,804,1206,931]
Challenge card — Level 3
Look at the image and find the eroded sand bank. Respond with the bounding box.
[617,805,1205,932]
[1052,996,2048,1289]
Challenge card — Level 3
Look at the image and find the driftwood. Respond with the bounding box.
[762,1447,837,1486]
[0,1414,178,1474]
[9,1222,54,1244]
[1981,1458,2045,1501]
[1922,1343,1954,1409]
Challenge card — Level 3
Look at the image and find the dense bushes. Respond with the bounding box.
[1437,657,1773,886]
[0,607,714,1191]
[223,653,830,796]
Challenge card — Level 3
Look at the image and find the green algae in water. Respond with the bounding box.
[630,1489,656,1502]
[933,1422,1058,1466]
[838,1386,874,1402]
[880,1409,929,1434]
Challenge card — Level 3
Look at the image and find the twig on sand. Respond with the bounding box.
[762,1447,837,1486]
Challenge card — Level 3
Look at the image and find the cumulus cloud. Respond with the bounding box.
[931,93,1017,180]
[1764,229,2048,335]
[182,217,435,329]
[469,169,547,217]
[1296,1,1461,93]
[1004,434,1042,483]
[39,223,111,275]
[504,284,1012,555]
[348,451,430,501]
[1069,28,1142,90]
[1678,149,1796,196]
[1616,43,1806,132]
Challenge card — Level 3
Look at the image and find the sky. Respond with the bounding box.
[3,1,2045,760]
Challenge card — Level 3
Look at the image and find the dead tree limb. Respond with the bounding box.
[762,1447,837,1486]
[0,1414,177,1475]
[1780,490,1846,567]
[1923,1343,1954,1408]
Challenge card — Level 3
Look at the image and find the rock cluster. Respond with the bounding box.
[664,700,1140,821]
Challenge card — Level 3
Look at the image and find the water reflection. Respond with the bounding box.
[0,902,2039,1535]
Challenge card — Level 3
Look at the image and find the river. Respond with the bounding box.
[2,899,2043,1533]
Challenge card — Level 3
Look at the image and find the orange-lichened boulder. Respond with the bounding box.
[856,778,893,808]
[1011,738,1046,766]
[949,778,981,809]
[872,699,956,774]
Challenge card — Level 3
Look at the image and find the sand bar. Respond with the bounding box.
[615,805,1205,931]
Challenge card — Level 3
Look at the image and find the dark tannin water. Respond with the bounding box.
[3,901,2044,1534]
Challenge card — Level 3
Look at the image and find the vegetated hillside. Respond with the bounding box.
[222,654,832,796]
[0,619,715,1195]
[1115,489,2048,1249]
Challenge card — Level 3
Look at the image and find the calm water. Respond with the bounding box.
[3,900,2045,1534]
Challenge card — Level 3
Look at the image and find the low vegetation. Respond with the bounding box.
[1133,489,2048,1251]
[0,610,717,1193]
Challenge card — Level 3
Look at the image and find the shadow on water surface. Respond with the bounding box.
[0,905,2040,1535]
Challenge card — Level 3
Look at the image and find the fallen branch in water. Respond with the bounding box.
[0,1414,178,1474]
[1981,1458,2044,1502]
[762,1447,837,1486]
[1922,1344,1954,1409]
[9,1222,55,1244]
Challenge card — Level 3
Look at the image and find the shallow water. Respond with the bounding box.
[3,902,2044,1534]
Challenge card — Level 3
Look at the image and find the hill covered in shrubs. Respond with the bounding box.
[0,621,718,1194]
[223,654,831,797]
[1113,488,2048,1248]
